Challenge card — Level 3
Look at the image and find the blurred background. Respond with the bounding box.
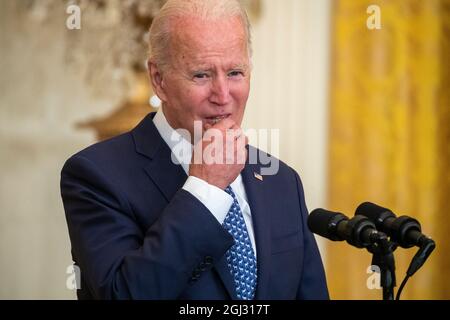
[0,0,448,299]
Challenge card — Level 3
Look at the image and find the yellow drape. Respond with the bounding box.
[327,0,450,299]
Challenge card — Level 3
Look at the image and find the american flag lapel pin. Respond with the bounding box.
[254,172,263,181]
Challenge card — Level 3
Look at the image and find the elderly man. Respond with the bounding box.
[61,0,328,300]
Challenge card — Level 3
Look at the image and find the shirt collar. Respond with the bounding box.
[153,108,192,175]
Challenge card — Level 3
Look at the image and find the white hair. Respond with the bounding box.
[148,0,252,71]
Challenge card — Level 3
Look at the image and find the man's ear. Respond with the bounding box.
[147,59,168,102]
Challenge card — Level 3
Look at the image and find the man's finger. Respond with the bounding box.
[236,133,248,148]
[212,117,236,130]
[236,138,248,165]
[225,125,243,141]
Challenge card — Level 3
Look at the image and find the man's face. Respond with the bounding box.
[155,16,251,139]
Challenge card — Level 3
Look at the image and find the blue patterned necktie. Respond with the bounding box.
[223,186,258,300]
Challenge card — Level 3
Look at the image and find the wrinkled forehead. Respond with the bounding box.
[168,15,249,61]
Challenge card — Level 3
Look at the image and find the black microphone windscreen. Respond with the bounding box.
[308,208,346,239]
[355,202,394,222]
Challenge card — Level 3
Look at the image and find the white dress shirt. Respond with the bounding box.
[153,109,257,254]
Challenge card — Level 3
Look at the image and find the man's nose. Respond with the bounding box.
[209,75,231,106]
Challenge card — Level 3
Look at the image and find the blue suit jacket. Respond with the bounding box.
[60,113,329,300]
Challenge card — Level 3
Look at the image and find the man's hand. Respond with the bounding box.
[189,118,248,190]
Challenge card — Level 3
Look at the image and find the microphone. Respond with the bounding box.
[308,208,387,248]
[355,202,436,291]
[355,202,434,248]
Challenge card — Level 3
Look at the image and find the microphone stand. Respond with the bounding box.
[367,232,398,300]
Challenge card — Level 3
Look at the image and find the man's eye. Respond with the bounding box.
[228,71,244,77]
[194,73,209,79]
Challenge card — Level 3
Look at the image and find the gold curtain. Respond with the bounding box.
[327,0,450,299]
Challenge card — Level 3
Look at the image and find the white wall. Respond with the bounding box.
[244,0,331,256]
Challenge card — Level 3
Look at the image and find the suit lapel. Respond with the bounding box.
[143,145,187,203]
[132,113,238,299]
[242,151,272,300]
[132,113,187,201]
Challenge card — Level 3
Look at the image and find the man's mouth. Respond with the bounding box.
[205,114,231,125]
